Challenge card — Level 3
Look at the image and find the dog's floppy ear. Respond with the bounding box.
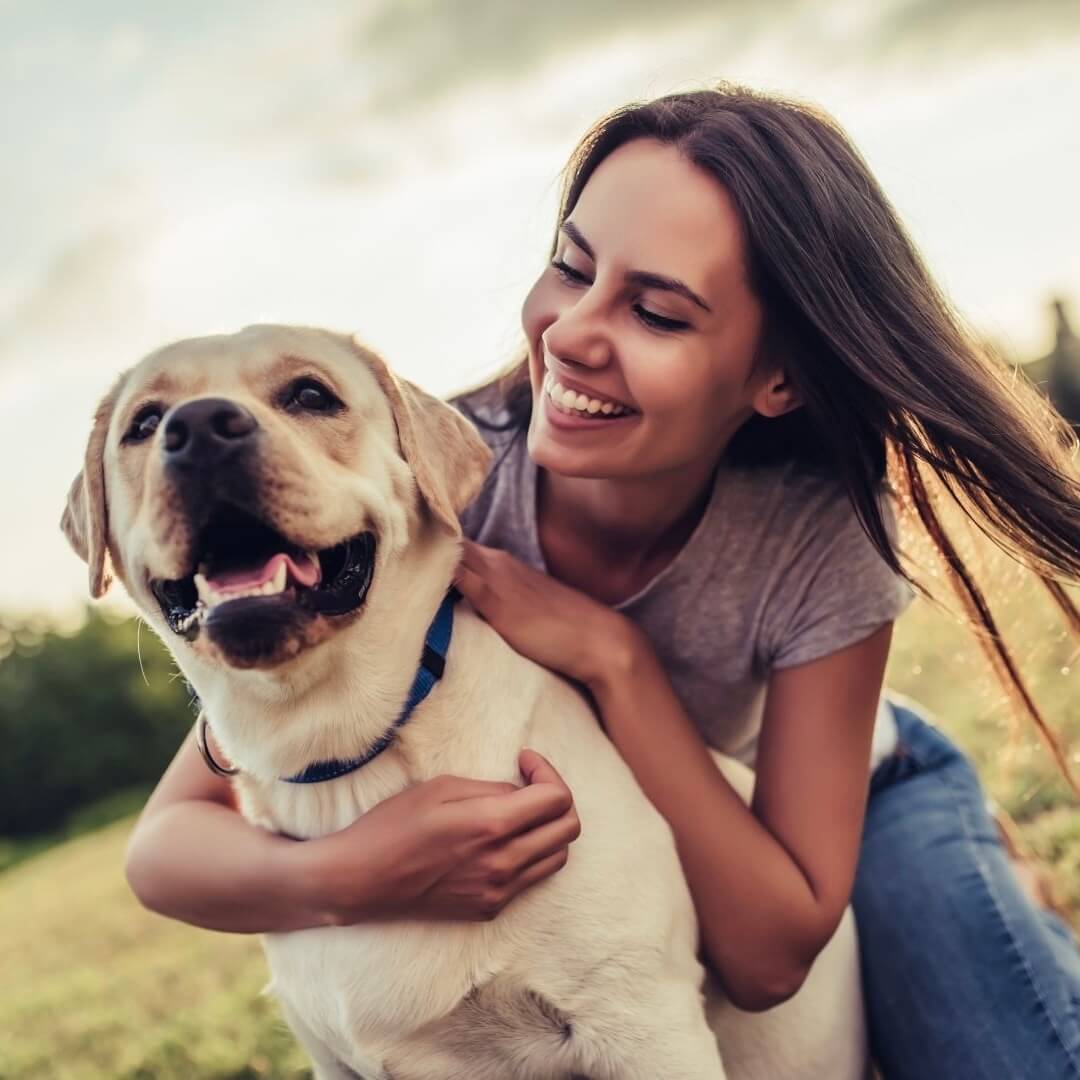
[352,337,492,536]
[61,377,124,597]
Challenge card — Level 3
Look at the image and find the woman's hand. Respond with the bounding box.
[454,539,646,688]
[301,750,581,925]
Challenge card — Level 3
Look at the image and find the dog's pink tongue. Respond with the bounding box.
[208,552,321,592]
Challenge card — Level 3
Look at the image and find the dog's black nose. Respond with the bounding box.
[162,398,258,469]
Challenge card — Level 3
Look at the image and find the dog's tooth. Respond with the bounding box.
[194,573,214,605]
[271,560,287,594]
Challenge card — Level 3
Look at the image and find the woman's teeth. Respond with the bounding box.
[543,375,631,417]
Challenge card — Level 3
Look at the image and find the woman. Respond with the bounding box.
[126,86,1080,1078]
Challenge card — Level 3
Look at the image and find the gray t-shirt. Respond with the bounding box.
[457,401,913,767]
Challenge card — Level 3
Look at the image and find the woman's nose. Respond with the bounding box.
[543,299,613,370]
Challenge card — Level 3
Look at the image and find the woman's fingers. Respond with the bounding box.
[458,538,480,566]
[505,849,571,901]
[439,753,576,848]
[455,540,491,585]
[500,810,581,875]
[518,749,567,788]
[453,563,491,615]
[434,775,520,803]
[456,779,572,841]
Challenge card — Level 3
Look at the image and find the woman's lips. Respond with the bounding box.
[541,389,640,431]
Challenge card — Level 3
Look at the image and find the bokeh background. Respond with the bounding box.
[2,1,1079,1076]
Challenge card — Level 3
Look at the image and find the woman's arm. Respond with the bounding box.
[125,727,581,933]
[124,728,327,932]
[590,622,891,1011]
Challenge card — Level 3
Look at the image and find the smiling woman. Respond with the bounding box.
[450,84,1080,1077]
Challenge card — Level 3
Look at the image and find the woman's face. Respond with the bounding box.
[522,138,784,482]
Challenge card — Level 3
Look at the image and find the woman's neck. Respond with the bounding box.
[536,459,717,604]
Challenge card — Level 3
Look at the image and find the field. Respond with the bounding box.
[2,550,1078,1079]
[0,819,308,1079]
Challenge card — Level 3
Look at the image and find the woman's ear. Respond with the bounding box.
[752,370,802,419]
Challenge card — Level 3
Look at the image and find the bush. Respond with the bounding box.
[0,610,193,836]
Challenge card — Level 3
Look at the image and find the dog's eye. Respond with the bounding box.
[124,405,163,443]
[285,378,341,413]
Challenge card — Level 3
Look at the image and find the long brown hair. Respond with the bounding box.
[468,84,1080,788]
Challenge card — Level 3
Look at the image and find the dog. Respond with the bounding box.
[62,325,867,1079]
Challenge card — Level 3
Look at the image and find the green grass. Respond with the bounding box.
[0,818,311,1079]
[2,560,1078,1078]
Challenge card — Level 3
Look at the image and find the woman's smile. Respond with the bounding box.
[541,370,641,434]
[543,371,635,418]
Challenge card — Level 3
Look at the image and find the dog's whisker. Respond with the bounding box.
[136,618,150,687]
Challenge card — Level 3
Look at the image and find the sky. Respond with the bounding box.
[2,0,1079,616]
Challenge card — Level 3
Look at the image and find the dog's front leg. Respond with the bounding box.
[573,979,728,1080]
[276,996,380,1080]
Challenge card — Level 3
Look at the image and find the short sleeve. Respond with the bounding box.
[761,488,914,671]
[451,388,536,560]
[452,386,511,544]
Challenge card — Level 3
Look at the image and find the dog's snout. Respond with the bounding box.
[163,398,258,468]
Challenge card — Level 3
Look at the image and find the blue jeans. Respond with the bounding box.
[853,702,1080,1079]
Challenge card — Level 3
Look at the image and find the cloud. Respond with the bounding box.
[868,0,1080,60]
[100,22,150,76]
[349,0,797,109]
[342,0,1080,109]
[0,219,156,379]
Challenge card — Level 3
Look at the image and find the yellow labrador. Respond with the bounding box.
[62,325,867,1080]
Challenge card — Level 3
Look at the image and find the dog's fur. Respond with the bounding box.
[63,325,867,1079]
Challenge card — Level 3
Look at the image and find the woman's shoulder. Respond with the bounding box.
[722,459,863,529]
[449,381,531,544]
[723,463,913,670]
[716,459,904,584]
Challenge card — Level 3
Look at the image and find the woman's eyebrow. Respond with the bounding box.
[560,221,712,313]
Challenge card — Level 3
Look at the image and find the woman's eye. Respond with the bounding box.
[551,259,591,285]
[286,379,341,413]
[634,305,690,333]
[550,256,689,333]
[124,406,163,443]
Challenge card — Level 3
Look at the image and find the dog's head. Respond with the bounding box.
[61,325,490,671]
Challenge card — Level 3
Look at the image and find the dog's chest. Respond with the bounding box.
[232,752,412,840]
[262,919,499,1056]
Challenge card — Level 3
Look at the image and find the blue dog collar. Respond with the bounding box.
[280,589,459,784]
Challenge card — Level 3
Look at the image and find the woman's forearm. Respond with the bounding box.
[125,800,334,934]
[588,637,832,1011]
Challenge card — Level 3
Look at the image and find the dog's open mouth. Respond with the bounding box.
[150,504,376,638]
